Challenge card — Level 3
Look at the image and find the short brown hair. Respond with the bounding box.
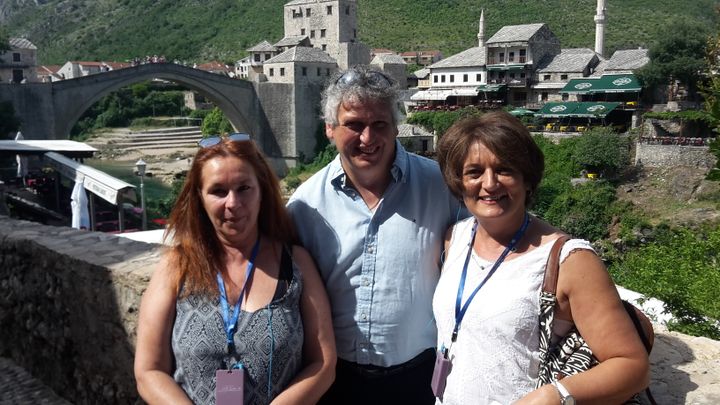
[436,111,544,206]
[166,138,297,296]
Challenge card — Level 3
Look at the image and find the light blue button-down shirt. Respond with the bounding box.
[287,142,463,367]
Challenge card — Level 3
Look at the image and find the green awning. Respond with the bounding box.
[537,102,620,117]
[560,74,641,94]
[486,64,526,71]
[476,84,506,92]
[573,102,621,117]
[509,108,536,116]
[537,102,579,116]
[592,74,642,93]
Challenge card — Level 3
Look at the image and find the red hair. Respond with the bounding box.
[165,138,297,296]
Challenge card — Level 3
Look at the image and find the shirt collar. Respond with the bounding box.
[330,140,409,190]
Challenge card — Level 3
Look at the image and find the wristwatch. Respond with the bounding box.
[551,380,576,405]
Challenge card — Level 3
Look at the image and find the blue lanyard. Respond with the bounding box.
[452,213,530,343]
[217,236,261,352]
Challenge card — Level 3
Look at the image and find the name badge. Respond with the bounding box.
[431,350,452,399]
[216,368,244,405]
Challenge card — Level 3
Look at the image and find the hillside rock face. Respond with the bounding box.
[647,324,720,404]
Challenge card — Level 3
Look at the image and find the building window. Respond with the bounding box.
[422,140,429,152]
[326,68,330,75]
[12,53,21,62]
[346,5,350,14]
[441,75,446,83]
[280,68,285,76]
[353,29,356,39]
[301,28,306,35]
[302,67,307,76]
[269,68,274,76]
[509,52,515,62]
[320,29,326,38]
[541,92,548,101]
[322,44,327,51]
[311,30,315,38]
[562,93,569,101]
[519,49,527,63]
[520,73,526,78]
[265,53,271,60]
[499,52,505,62]
[510,73,516,79]
[543,74,551,81]
[254,54,261,62]
[561,74,568,80]
[306,8,311,16]
[434,75,438,83]
[327,5,332,15]
[449,75,454,83]
[463,74,468,82]
[476,73,481,81]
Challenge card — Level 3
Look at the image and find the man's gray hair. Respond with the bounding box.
[321,65,401,127]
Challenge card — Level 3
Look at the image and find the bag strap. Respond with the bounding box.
[541,235,570,295]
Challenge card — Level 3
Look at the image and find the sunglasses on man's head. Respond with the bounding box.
[335,69,393,89]
[198,133,251,148]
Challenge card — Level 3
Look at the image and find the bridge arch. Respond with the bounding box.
[50,63,261,140]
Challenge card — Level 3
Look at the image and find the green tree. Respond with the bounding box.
[573,127,629,179]
[636,19,709,101]
[201,107,233,135]
[0,27,10,54]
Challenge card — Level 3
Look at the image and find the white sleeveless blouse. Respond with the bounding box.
[432,217,593,404]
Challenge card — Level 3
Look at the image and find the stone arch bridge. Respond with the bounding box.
[0,63,323,172]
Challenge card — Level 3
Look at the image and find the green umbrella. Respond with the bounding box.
[509,108,536,116]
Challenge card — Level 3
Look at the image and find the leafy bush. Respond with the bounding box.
[201,107,233,135]
[407,107,483,136]
[573,127,629,179]
[643,110,718,126]
[609,224,720,339]
[542,181,617,241]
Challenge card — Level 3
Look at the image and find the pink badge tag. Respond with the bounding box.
[216,368,244,405]
[431,350,452,399]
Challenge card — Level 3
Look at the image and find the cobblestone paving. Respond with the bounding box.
[0,358,71,405]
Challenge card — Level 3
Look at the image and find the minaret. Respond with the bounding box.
[594,0,606,57]
[477,8,485,48]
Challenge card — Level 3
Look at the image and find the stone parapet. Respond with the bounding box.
[0,216,162,404]
[635,143,717,169]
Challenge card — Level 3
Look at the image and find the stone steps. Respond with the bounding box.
[91,126,203,151]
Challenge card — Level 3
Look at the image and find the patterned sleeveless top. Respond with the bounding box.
[172,248,304,405]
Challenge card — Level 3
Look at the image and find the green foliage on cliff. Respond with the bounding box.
[609,224,720,339]
[2,0,717,65]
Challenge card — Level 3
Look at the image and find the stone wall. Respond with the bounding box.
[0,217,161,404]
[635,143,717,169]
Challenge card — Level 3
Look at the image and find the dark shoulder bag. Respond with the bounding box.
[535,236,656,405]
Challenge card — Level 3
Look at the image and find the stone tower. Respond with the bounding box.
[283,0,369,69]
[477,8,486,47]
[594,0,606,57]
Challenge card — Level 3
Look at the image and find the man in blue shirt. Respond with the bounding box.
[287,65,463,404]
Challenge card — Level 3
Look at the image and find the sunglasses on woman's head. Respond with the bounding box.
[335,69,392,89]
[198,133,251,148]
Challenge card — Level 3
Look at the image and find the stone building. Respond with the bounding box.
[282,0,369,70]
[263,46,337,85]
[0,37,38,83]
[370,53,407,89]
[534,48,600,104]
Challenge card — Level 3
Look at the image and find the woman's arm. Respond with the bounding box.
[134,256,192,405]
[517,248,650,405]
[271,246,336,405]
